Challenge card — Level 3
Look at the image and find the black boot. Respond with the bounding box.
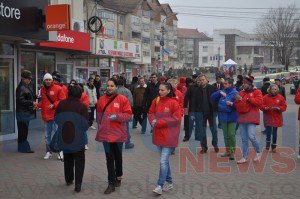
[115,179,121,187]
[104,184,115,194]
[74,184,81,192]
[271,144,277,153]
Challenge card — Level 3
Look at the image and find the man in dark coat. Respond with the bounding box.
[275,78,286,100]
[16,70,37,153]
[212,76,224,90]
[184,75,219,153]
[261,77,271,96]
[94,75,102,99]
[142,73,160,133]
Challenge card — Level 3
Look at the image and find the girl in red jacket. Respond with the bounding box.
[261,85,287,152]
[95,78,132,194]
[148,82,182,195]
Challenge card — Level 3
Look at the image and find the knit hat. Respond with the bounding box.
[21,70,32,79]
[52,74,61,83]
[43,73,53,81]
[243,76,254,85]
[263,77,270,82]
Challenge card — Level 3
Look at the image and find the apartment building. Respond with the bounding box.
[199,29,276,68]
[177,28,211,68]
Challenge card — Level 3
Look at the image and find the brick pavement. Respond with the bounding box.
[1,91,300,199]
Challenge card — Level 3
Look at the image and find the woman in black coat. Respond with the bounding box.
[55,84,89,193]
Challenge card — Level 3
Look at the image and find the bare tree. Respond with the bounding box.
[256,4,300,70]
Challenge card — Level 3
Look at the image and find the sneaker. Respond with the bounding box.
[199,148,207,154]
[43,152,52,160]
[253,152,261,162]
[153,185,162,195]
[182,137,189,142]
[90,126,96,130]
[214,147,220,153]
[58,151,64,160]
[85,145,89,150]
[125,143,134,149]
[229,154,235,160]
[162,182,173,191]
[237,158,247,164]
[221,152,230,157]
[141,131,146,134]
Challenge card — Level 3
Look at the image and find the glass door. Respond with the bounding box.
[0,58,15,135]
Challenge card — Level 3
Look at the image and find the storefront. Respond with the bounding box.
[95,37,141,82]
[0,0,49,140]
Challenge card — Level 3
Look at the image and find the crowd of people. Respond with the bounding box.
[15,69,299,195]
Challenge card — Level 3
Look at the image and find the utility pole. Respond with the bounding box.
[217,46,220,68]
[160,26,165,75]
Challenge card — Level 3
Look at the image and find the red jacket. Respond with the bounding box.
[95,94,132,143]
[234,88,263,125]
[174,88,184,115]
[38,82,66,122]
[177,77,187,95]
[80,93,89,108]
[261,94,287,127]
[148,97,182,147]
[294,88,300,120]
[54,82,68,96]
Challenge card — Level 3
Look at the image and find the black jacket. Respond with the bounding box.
[261,82,271,96]
[94,80,101,99]
[16,82,36,113]
[184,84,218,112]
[212,82,224,90]
[234,81,243,91]
[278,85,286,100]
[143,81,160,111]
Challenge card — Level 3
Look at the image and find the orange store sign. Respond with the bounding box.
[45,4,70,31]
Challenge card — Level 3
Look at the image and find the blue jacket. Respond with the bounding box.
[211,87,238,122]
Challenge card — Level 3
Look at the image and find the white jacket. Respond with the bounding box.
[84,85,97,107]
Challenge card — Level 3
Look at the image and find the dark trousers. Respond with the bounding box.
[266,126,278,148]
[88,106,95,126]
[133,106,147,132]
[103,142,123,184]
[184,115,190,139]
[64,150,85,185]
[17,120,32,152]
[200,112,218,149]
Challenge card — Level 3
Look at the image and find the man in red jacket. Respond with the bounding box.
[234,76,263,164]
[294,87,300,158]
[52,71,68,96]
[37,73,66,160]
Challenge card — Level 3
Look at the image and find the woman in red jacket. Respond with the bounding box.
[148,82,182,195]
[294,87,300,158]
[261,85,287,152]
[95,78,132,194]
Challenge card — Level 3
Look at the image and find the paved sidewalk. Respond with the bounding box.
[1,91,300,199]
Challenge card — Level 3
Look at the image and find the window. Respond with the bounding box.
[37,52,55,88]
[0,43,14,55]
[142,23,150,31]
[202,56,208,63]
[118,31,123,40]
[155,22,161,30]
[57,63,73,85]
[155,46,160,52]
[142,10,150,17]
[132,31,141,39]
[154,34,161,41]
[132,16,141,25]
[210,56,212,61]
[142,37,150,44]
[219,56,223,60]
[143,51,150,56]
[105,28,115,37]
[119,15,125,25]
[202,46,208,52]
[99,11,115,21]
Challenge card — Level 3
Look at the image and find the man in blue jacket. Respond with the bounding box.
[211,78,238,160]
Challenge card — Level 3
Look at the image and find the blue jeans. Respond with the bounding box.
[157,147,173,187]
[125,122,131,147]
[239,123,260,158]
[265,126,277,148]
[45,120,58,152]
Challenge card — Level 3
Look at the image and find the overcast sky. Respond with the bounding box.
[160,0,299,36]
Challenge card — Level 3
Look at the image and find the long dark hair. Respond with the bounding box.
[160,82,175,98]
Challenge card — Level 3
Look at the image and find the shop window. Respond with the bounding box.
[0,58,15,135]
[132,31,141,39]
[57,63,73,85]
[100,58,109,67]
[37,52,55,90]
[88,58,98,67]
[21,51,36,93]
[75,68,88,84]
[0,43,14,55]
